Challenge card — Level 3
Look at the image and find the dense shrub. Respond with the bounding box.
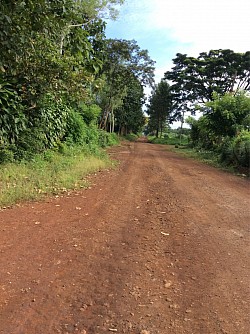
[218,131,250,168]
[106,132,120,146]
[233,131,250,168]
[78,103,101,125]
[0,79,27,145]
[0,147,15,163]
[124,133,138,141]
[64,110,88,145]
[98,131,119,147]
[36,95,69,148]
[64,111,119,152]
[218,137,235,165]
[13,128,47,160]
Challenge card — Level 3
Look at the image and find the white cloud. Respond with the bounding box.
[107,0,250,125]
[121,0,250,56]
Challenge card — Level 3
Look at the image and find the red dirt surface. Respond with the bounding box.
[0,142,249,334]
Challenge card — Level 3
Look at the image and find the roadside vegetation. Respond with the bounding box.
[0,132,119,208]
[148,128,189,146]
[0,1,155,207]
[147,50,250,175]
[149,127,249,176]
[0,148,110,208]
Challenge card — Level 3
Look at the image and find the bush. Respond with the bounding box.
[218,137,235,165]
[78,103,101,125]
[0,79,27,145]
[233,131,250,168]
[13,127,47,160]
[124,133,138,142]
[0,147,15,163]
[98,131,120,147]
[218,131,250,168]
[106,132,120,146]
[64,110,88,145]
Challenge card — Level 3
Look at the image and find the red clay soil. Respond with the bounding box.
[0,142,249,334]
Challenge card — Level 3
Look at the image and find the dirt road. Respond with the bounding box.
[0,142,249,334]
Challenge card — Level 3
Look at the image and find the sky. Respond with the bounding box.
[105,0,250,126]
[106,0,250,82]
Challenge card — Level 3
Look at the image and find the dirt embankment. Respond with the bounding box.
[0,142,249,334]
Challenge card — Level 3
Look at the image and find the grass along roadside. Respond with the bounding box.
[169,146,248,176]
[0,146,115,208]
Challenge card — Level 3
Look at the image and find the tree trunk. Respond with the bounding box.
[179,110,185,145]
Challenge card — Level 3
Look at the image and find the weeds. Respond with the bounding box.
[0,146,115,208]
[171,146,243,175]
[148,135,189,146]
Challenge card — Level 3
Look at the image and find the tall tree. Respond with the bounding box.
[147,80,172,137]
[98,39,155,131]
[0,0,123,103]
[0,0,125,146]
[164,49,250,113]
[115,76,145,135]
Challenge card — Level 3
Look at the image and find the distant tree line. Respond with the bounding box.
[146,49,250,169]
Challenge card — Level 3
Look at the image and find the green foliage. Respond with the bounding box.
[187,116,250,170]
[0,79,26,144]
[36,95,69,147]
[187,91,250,153]
[186,116,213,149]
[115,76,145,135]
[233,131,250,167]
[64,110,89,145]
[0,0,111,113]
[147,79,173,137]
[13,128,47,161]
[98,130,120,147]
[218,137,235,165]
[64,109,119,152]
[124,133,139,142]
[164,50,250,114]
[149,133,189,146]
[0,0,148,164]
[78,102,101,125]
[0,145,113,208]
[0,147,15,164]
[216,131,250,169]
[98,39,155,131]
[106,132,120,146]
[205,91,250,137]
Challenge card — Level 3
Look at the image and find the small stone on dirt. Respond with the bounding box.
[164,281,172,288]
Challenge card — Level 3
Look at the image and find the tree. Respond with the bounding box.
[115,76,145,135]
[98,39,155,131]
[0,0,125,149]
[0,1,114,103]
[164,50,250,113]
[147,80,172,137]
[186,91,250,149]
[204,91,250,138]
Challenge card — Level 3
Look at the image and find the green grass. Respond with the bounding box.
[0,146,115,208]
[123,133,139,142]
[170,146,238,173]
[149,135,189,146]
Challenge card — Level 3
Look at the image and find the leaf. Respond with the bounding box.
[4,15,12,24]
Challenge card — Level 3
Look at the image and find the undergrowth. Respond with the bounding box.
[123,133,139,142]
[171,146,248,176]
[0,145,116,208]
[149,135,189,146]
